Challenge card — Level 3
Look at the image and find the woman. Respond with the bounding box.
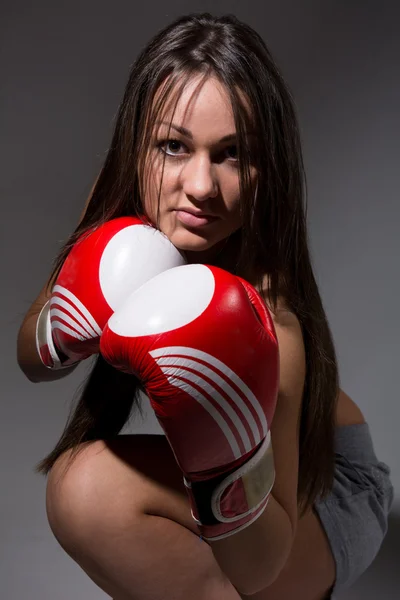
[17,13,393,600]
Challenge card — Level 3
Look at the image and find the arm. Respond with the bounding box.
[17,176,98,383]
[210,306,305,595]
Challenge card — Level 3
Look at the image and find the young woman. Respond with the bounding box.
[17,13,393,600]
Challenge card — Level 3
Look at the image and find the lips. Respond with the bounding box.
[177,208,217,218]
[174,208,219,228]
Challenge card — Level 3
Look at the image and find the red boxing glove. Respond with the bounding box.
[36,216,186,369]
[100,264,279,541]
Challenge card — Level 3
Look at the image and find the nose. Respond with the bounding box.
[181,154,218,202]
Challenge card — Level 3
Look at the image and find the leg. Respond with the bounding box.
[238,508,335,599]
[46,434,335,600]
[46,434,240,600]
[102,437,336,600]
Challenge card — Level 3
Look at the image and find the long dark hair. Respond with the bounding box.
[36,13,338,517]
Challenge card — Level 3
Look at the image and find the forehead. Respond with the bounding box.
[152,74,253,129]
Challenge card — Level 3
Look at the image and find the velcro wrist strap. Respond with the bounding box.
[184,432,275,541]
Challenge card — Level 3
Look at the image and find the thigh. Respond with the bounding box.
[47,434,335,600]
[46,434,239,600]
[101,435,335,599]
[46,433,199,539]
[105,433,199,530]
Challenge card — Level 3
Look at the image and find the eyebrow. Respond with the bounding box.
[155,121,253,143]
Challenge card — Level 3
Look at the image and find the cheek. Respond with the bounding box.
[143,188,158,221]
[224,188,242,221]
[142,174,178,236]
[225,209,242,237]
[142,163,167,219]
[223,167,257,223]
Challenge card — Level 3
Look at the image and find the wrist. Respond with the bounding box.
[184,432,275,541]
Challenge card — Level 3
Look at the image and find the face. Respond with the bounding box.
[142,75,257,263]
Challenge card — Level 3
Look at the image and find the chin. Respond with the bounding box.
[169,231,217,253]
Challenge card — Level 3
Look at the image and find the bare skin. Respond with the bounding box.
[24,77,367,599]
[46,390,365,600]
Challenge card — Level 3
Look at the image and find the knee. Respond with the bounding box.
[45,440,116,556]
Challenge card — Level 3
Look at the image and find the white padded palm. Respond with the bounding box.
[108,264,214,337]
[99,224,186,311]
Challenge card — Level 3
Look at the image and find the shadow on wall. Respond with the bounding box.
[338,508,400,599]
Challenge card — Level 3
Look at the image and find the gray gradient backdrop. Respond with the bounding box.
[2,1,399,598]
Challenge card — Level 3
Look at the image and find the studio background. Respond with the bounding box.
[1,1,399,598]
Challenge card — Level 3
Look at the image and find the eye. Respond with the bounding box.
[158,139,186,157]
[156,138,240,164]
[225,144,239,161]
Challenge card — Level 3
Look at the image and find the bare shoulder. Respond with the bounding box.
[258,274,297,320]
[336,389,366,426]
[257,275,305,398]
[257,276,366,429]
[269,302,305,401]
